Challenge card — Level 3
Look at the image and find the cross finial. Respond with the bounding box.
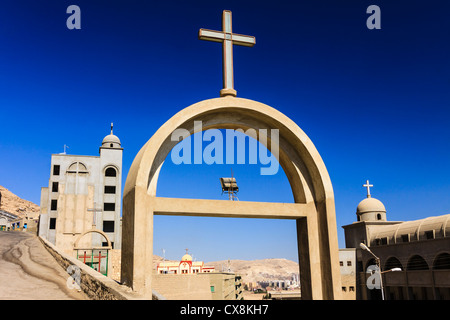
[60,144,69,155]
[199,10,256,97]
[185,248,189,254]
[363,180,373,198]
[110,122,114,135]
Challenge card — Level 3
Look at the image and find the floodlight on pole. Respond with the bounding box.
[220,169,239,201]
[360,242,370,252]
[381,267,402,274]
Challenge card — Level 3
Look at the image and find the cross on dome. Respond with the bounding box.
[199,10,255,97]
[363,180,374,198]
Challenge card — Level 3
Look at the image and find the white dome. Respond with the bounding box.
[102,134,121,146]
[357,197,386,214]
[181,254,193,262]
[101,123,121,148]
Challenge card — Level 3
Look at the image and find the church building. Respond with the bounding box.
[38,125,123,255]
[342,181,450,300]
[157,250,215,274]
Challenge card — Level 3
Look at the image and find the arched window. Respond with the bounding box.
[67,162,88,174]
[407,255,429,271]
[66,162,89,194]
[433,253,450,270]
[366,258,377,272]
[384,257,403,271]
[377,213,382,220]
[105,167,117,177]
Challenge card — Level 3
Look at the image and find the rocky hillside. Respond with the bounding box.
[153,255,299,283]
[206,258,299,283]
[0,185,40,218]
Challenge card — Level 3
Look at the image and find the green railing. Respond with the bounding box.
[76,249,109,276]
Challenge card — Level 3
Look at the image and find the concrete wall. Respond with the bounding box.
[152,274,212,300]
[199,272,241,300]
[108,249,122,282]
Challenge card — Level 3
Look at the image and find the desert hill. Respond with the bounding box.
[153,255,299,284]
[0,185,40,218]
[206,258,299,283]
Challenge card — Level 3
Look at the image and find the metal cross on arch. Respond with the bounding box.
[199,10,256,97]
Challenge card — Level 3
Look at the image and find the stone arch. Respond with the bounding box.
[384,256,403,271]
[74,229,112,249]
[407,255,429,271]
[103,164,120,176]
[67,161,88,174]
[433,252,450,270]
[365,258,377,272]
[121,96,341,299]
[104,167,118,177]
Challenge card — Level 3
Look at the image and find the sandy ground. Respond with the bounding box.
[0,231,88,300]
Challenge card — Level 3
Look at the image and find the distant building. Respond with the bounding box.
[38,125,123,255]
[0,210,18,231]
[199,272,243,300]
[157,250,215,274]
[342,181,450,300]
[339,248,356,300]
[0,210,38,232]
[153,250,243,300]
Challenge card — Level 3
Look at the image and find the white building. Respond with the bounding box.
[38,125,123,254]
[157,251,215,274]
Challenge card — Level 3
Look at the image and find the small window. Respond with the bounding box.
[342,287,347,292]
[102,241,114,248]
[49,218,56,229]
[51,199,58,211]
[381,237,388,245]
[103,221,115,232]
[53,165,60,176]
[377,213,382,220]
[52,182,59,192]
[401,234,410,243]
[349,286,355,292]
[104,203,115,211]
[104,186,116,194]
[339,261,343,267]
[425,230,435,240]
[210,286,215,293]
[347,261,352,267]
[105,168,117,177]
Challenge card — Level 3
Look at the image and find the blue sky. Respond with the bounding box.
[0,1,449,263]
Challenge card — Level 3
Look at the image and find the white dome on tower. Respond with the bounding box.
[356,197,386,215]
[101,123,121,148]
[356,180,387,222]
